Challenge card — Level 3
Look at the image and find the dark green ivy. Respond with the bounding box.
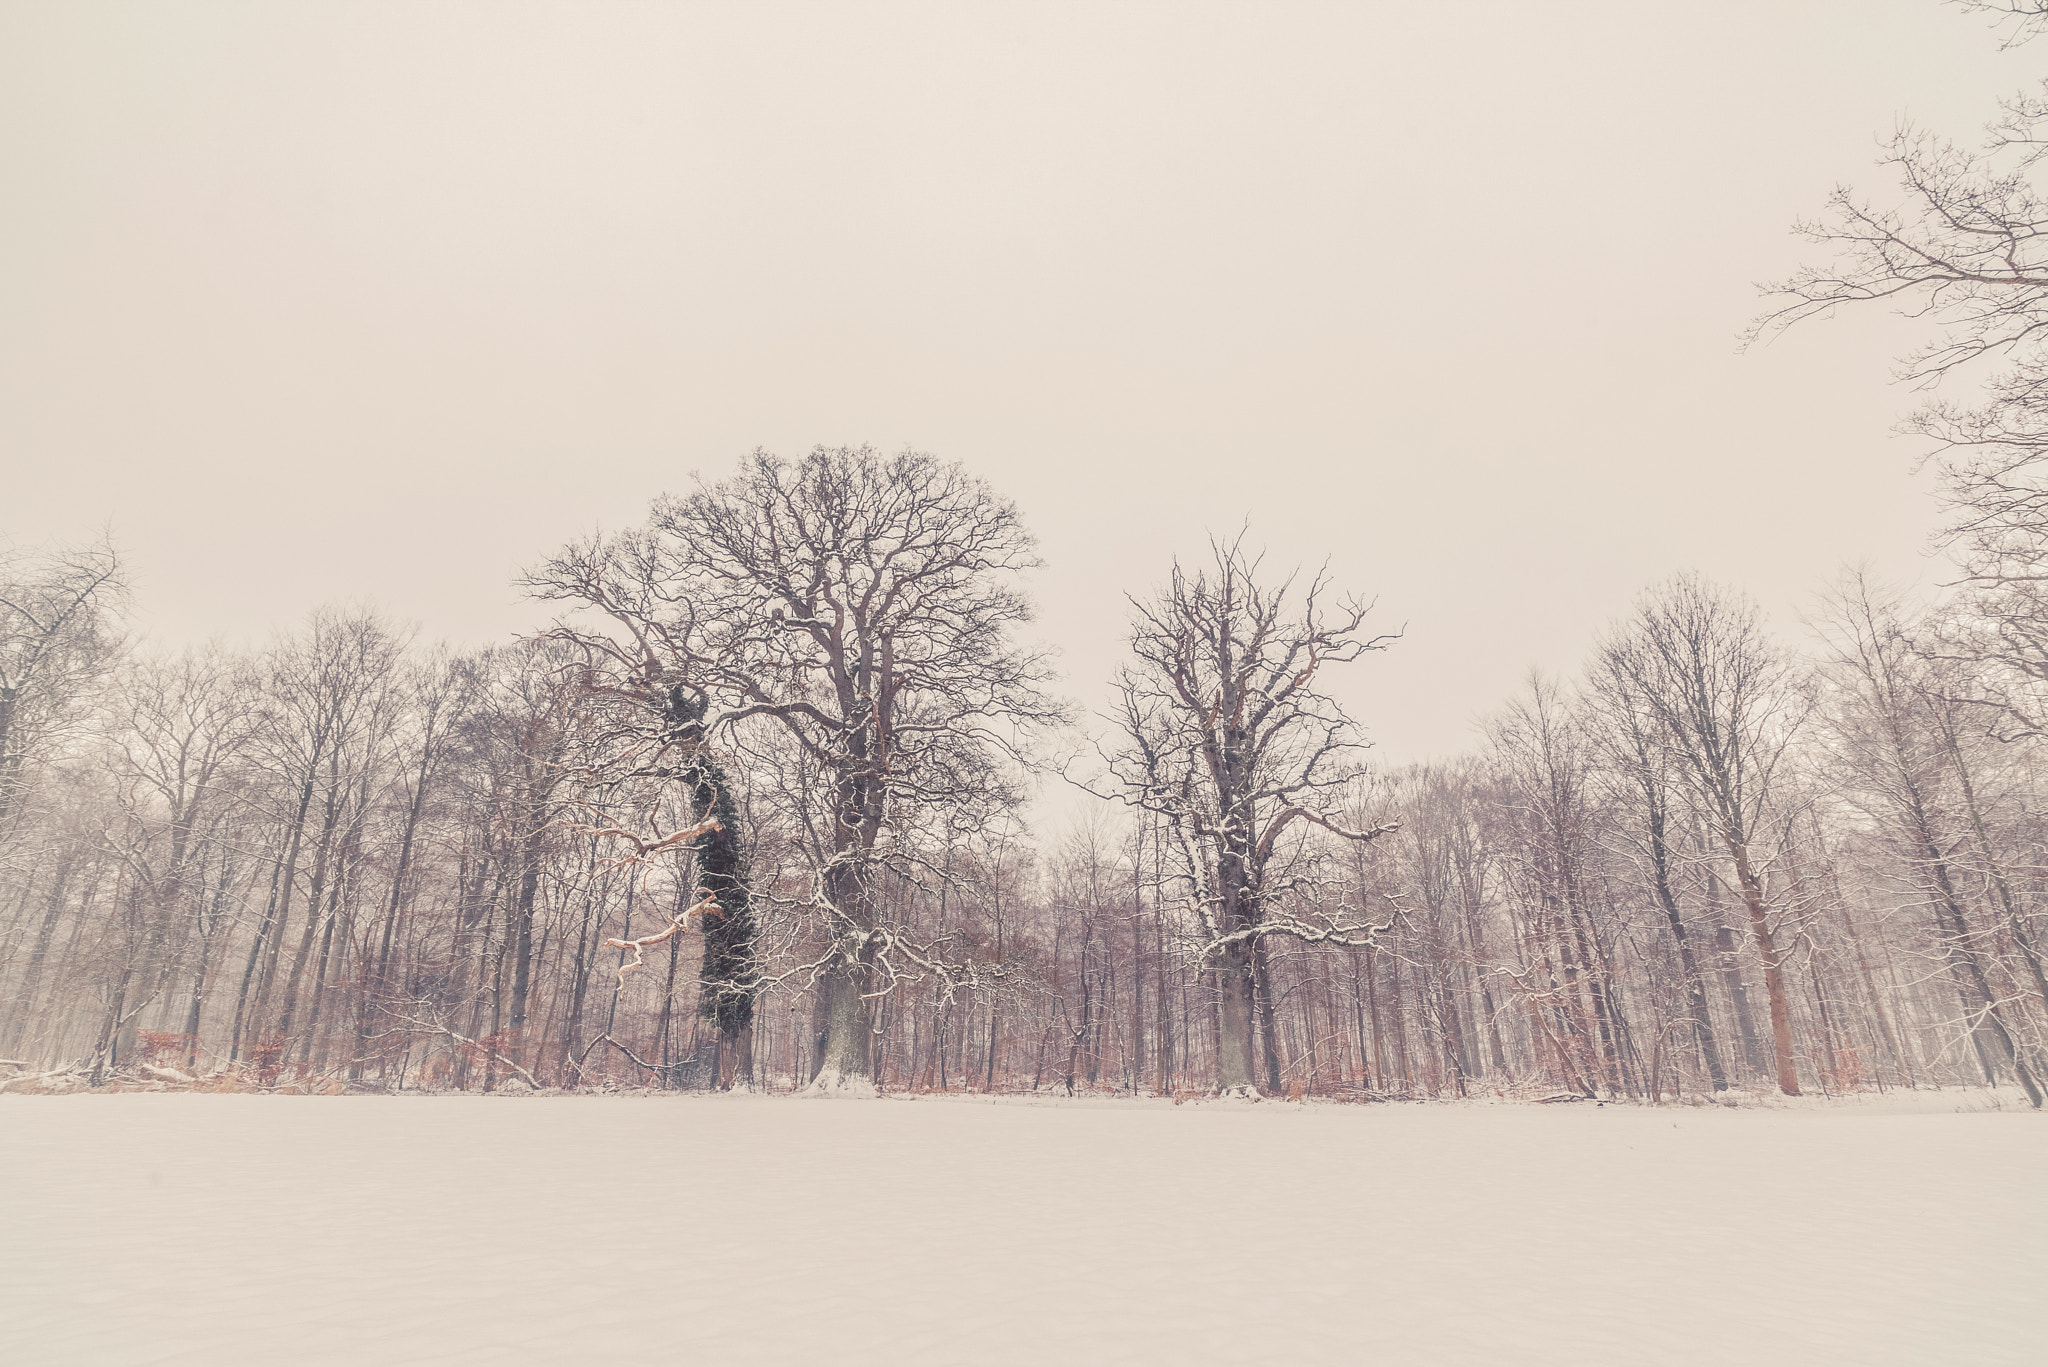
[660,686,757,1035]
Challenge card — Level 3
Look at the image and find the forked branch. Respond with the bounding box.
[564,813,723,864]
[605,888,726,983]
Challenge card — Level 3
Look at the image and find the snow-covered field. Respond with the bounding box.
[1,1092,2040,1366]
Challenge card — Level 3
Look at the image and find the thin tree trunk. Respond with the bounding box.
[1252,937,1285,1095]
[1130,863,1146,1093]
[1,853,73,1054]
[274,782,345,1052]
[1938,718,2048,1015]
[1648,838,1727,1090]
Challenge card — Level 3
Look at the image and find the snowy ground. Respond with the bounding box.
[1,1091,2040,1366]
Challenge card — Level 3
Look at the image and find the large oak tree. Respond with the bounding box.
[531,446,1059,1094]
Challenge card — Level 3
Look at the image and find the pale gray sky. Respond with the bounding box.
[2,2,2030,769]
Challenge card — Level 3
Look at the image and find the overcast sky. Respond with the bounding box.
[3,2,2035,774]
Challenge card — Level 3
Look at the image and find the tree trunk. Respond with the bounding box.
[88,961,136,1086]
[1836,899,1912,1088]
[0,853,72,1055]
[1919,842,2044,1107]
[180,923,220,1073]
[1649,840,1727,1091]
[506,795,547,1067]
[273,783,345,1053]
[1155,893,1173,1095]
[1212,940,1259,1097]
[355,754,432,1082]
[806,856,877,1095]
[1711,920,1765,1078]
[301,909,340,1071]
[1130,880,1146,1093]
[1727,847,1801,1096]
[1940,723,2048,1017]
[1252,937,1285,1095]
[809,951,875,1094]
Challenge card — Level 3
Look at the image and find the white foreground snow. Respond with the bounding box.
[1,1092,2040,1366]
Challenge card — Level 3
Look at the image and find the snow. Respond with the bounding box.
[1,1092,2040,1366]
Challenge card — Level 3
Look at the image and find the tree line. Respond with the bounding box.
[2,455,2045,1105]
[11,0,2048,1103]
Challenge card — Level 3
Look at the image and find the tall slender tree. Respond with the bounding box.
[1103,537,1397,1097]
[1600,575,1808,1096]
[0,538,125,833]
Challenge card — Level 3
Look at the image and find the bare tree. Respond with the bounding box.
[463,642,588,1074]
[529,445,1060,1095]
[1599,575,1808,1096]
[347,646,478,1082]
[226,608,407,1065]
[1951,1,2048,49]
[1810,574,2044,1106]
[0,538,125,832]
[1101,537,1397,1098]
[543,646,758,1090]
[92,648,252,1076]
[1749,8,2048,729]
[1584,651,1732,1091]
[1486,674,1632,1098]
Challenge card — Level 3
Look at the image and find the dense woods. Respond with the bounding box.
[4,448,2047,1105]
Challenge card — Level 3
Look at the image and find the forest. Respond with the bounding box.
[4,437,2046,1109]
[7,4,2048,1115]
